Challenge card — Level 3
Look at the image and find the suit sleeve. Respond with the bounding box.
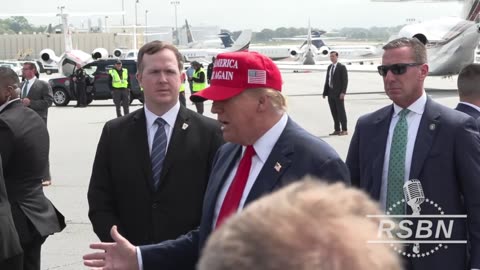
[0,120,14,170]
[323,65,330,96]
[28,81,53,111]
[315,157,351,185]
[87,123,123,242]
[140,228,199,270]
[346,119,361,187]
[340,64,348,94]
[454,117,480,267]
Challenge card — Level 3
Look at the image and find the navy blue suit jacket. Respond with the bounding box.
[140,117,350,269]
[455,102,480,119]
[346,97,480,270]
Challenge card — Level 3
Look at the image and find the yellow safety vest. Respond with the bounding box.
[179,72,186,93]
[109,68,129,89]
[192,68,207,93]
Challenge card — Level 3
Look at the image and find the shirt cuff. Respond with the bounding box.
[136,246,143,270]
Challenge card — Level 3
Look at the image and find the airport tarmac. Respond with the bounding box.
[39,69,460,269]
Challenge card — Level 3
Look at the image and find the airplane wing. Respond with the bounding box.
[275,62,379,73]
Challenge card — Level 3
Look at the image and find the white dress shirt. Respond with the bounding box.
[137,102,180,268]
[380,92,427,211]
[144,101,180,154]
[212,113,288,228]
[21,77,37,97]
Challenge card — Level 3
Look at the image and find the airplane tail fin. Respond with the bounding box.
[228,29,251,52]
[185,19,195,43]
[219,32,234,48]
[462,0,480,21]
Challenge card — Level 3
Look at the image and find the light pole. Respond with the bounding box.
[145,9,148,43]
[133,0,139,50]
[170,1,180,45]
[135,0,139,26]
[122,0,125,26]
[104,16,109,33]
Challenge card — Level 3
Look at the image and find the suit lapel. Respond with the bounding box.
[202,144,242,230]
[368,106,393,199]
[244,119,294,205]
[130,109,154,191]
[156,106,190,191]
[409,98,440,179]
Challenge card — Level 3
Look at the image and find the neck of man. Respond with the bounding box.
[145,101,176,117]
[244,111,284,146]
[461,97,480,108]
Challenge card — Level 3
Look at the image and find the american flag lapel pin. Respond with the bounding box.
[182,123,189,130]
[274,162,282,172]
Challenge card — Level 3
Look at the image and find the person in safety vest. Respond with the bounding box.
[109,60,131,117]
[190,61,206,114]
[179,71,186,107]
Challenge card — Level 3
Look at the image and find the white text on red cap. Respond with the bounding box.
[211,58,239,81]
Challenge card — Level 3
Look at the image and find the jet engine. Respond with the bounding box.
[113,48,123,58]
[318,46,330,56]
[92,48,109,60]
[412,34,428,45]
[290,49,298,57]
[39,49,59,65]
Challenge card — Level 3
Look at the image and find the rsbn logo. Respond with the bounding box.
[367,179,467,258]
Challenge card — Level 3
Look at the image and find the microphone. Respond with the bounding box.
[403,179,425,254]
[403,179,425,215]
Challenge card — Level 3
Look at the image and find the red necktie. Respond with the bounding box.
[215,145,256,228]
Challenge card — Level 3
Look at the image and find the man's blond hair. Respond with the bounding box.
[198,177,402,270]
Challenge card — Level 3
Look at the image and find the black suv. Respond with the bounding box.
[49,59,144,106]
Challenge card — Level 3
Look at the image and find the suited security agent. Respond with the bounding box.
[20,62,54,186]
[83,51,350,270]
[0,66,65,270]
[347,37,480,270]
[323,51,348,136]
[455,63,480,119]
[87,41,224,248]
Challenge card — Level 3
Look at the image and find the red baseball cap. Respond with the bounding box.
[190,51,282,102]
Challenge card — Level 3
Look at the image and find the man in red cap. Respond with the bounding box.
[83,51,350,270]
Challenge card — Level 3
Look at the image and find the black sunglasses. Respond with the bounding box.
[377,63,422,77]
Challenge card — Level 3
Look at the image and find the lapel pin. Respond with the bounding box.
[274,162,282,172]
[182,123,189,130]
[429,123,436,131]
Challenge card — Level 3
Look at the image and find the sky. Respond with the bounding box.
[0,0,465,32]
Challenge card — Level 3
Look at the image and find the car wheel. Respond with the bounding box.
[87,95,94,105]
[129,91,134,104]
[53,87,70,106]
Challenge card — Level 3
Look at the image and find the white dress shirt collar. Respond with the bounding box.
[24,76,37,85]
[459,101,480,113]
[0,98,20,113]
[144,102,180,129]
[392,91,427,117]
[250,113,288,163]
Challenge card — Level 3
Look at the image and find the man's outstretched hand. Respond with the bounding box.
[83,225,139,270]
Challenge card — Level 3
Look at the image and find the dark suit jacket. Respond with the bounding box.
[323,62,348,98]
[20,79,53,122]
[139,118,351,270]
[0,155,22,261]
[88,106,224,246]
[0,100,65,241]
[346,97,480,270]
[455,102,480,119]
